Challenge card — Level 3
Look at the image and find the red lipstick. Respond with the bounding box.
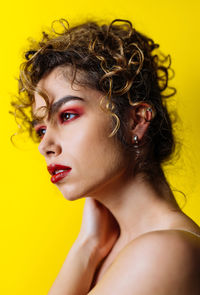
[47,164,72,184]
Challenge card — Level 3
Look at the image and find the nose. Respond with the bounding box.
[38,128,62,158]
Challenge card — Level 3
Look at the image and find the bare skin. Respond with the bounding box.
[33,66,200,295]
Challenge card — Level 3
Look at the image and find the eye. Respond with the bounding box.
[60,112,78,123]
[35,127,46,139]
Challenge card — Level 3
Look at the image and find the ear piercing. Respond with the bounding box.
[131,106,154,150]
[132,134,139,148]
[145,107,153,122]
[132,134,140,157]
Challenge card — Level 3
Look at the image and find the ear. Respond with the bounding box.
[128,103,154,142]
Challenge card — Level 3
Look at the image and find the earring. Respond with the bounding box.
[132,134,139,148]
[132,134,140,157]
[146,107,152,112]
[145,107,153,122]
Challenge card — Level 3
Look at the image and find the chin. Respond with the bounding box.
[57,185,86,201]
[63,194,85,202]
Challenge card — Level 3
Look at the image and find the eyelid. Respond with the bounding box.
[34,125,46,140]
[34,125,46,132]
[34,106,84,137]
[58,106,84,116]
[58,107,84,122]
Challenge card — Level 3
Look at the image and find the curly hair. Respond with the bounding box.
[10,18,177,176]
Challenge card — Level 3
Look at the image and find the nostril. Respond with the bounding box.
[46,151,55,155]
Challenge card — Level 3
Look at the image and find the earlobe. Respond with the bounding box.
[131,120,150,142]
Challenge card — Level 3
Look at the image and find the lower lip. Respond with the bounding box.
[51,169,71,184]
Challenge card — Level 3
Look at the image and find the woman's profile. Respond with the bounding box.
[11,18,200,294]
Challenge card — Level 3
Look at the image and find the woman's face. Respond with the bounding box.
[33,66,130,200]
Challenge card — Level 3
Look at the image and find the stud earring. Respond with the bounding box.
[132,134,140,157]
[132,134,139,148]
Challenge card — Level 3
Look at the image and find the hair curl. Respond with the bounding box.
[10,18,177,176]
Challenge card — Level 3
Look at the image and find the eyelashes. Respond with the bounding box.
[60,112,78,123]
[36,126,46,139]
[35,111,80,139]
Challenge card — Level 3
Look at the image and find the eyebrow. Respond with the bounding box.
[32,95,84,127]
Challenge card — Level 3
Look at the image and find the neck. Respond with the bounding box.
[89,169,181,243]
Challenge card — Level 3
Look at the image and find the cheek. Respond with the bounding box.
[62,114,111,156]
[61,113,125,177]
[69,126,124,178]
[58,119,127,198]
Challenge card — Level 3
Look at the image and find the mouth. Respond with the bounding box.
[47,164,72,184]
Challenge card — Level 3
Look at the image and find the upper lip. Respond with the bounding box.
[47,164,71,176]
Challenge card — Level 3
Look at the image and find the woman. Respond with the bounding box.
[11,19,200,294]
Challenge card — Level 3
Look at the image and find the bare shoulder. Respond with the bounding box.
[88,230,200,295]
[126,228,200,258]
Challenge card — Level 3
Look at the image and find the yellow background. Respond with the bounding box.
[0,1,200,294]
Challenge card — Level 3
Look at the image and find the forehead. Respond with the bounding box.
[32,66,104,116]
